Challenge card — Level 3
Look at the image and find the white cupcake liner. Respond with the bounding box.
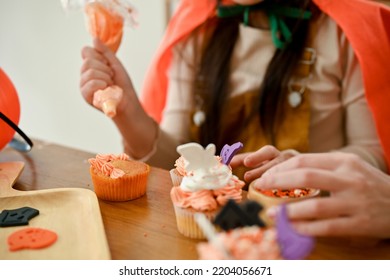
[172,204,217,239]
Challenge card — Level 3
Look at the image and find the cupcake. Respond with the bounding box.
[197,226,281,260]
[247,183,320,225]
[88,153,150,201]
[196,201,315,260]
[170,143,245,239]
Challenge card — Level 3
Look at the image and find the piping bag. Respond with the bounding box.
[61,0,138,118]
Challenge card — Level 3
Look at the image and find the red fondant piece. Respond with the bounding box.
[7,227,58,252]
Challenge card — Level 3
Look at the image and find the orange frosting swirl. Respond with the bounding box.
[197,227,281,260]
[110,167,125,179]
[101,162,114,176]
[174,156,189,176]
[213,175,245,205]
[171,175,244,211]
[88,153,130,179]
[171,187,218,211]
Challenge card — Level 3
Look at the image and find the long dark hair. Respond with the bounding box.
[194,0,319,151]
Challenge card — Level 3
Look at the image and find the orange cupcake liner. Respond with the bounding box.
[90,166,149,201]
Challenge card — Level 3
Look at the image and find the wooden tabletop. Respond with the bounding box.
[1,139,390,260]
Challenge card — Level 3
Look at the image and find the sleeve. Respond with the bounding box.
[134,40,196,170]
[336,37,388,172]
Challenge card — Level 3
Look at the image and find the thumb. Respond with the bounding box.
[93,37,107,52]
[93,38,121,67]
[92,38,130,87]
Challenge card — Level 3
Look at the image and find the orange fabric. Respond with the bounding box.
[140,0,390,167]
[312,0,390,167]
[140,0,216,123]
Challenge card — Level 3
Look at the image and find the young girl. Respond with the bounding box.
[80,0,389,179]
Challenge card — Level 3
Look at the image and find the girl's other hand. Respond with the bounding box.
[255,153,390,238]
[230,145,298,183]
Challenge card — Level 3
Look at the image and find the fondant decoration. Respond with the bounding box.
[176,142,232,191]
[7,228,58,252]
[276,204,315,260]
[0,207,39,227]
[177,143,218,172]
[214,199,265,231]
[220,142,243,165]
[195,212,231,259]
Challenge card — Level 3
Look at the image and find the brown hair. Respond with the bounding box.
[193,0,319,151]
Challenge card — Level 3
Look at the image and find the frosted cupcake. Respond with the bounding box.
[170,143,245,239]
[196,203,315,260]
[88,153,150,201]
[197,226,281,260]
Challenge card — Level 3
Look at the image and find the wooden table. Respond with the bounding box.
[1,139,390,260]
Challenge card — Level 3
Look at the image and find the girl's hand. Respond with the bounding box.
[80,38,136,115]
[230,145,298,183]
[255,152,390,238]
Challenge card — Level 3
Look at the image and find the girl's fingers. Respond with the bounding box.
[244,145,280,167]
[81,46,109,64]
[80,79,110,104]
[254,168,352,192]
[229,152,251,168]
[93,38,122,70]
[80,68,113,89]
[80,58,114,77]
[264,152,356,175]
[284,197,358,220]
[291,216,363,237]
[244,159,279,182]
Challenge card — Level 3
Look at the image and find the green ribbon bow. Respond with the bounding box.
[217,2,312,49]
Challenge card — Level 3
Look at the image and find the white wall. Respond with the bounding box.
[0,0,165,154]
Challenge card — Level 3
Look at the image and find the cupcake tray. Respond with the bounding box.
[0,162,111,259]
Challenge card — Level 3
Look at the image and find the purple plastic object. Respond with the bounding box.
[220,142,243,165]
[276,204,315,260]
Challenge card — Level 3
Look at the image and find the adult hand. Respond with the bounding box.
[230,145,298,183]
[255,152,390,238]
[80,38,137,115]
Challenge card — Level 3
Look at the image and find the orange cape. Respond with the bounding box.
[140,0,390,167]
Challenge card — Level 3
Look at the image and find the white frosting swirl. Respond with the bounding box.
[180,164,233,192]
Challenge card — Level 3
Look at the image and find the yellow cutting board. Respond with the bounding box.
[0,162,111,259]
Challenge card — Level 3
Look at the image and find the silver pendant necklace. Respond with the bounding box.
[288,89,304,108]
[288,75,310,108]
[193,94,206,126]
[193,110,206,126]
